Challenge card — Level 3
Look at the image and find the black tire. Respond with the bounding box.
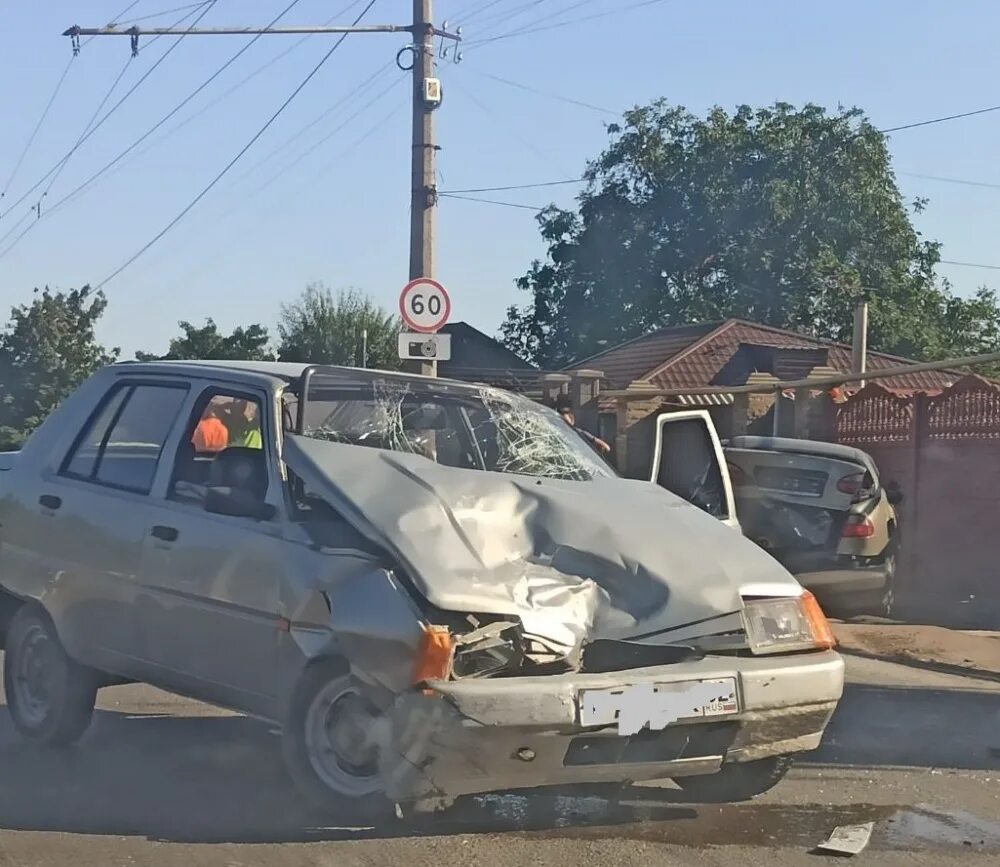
[282,661,390,818]
[3,605,98,746]
[674,756,793,803]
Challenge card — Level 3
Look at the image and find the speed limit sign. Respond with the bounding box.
[399,278,451,333]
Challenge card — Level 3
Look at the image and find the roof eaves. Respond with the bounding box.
[642,319,739,382]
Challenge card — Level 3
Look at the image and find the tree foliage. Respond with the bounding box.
[136,318,274,361]
[0,287,119,449]
[502,100,1000,368]
[277,284,401,369]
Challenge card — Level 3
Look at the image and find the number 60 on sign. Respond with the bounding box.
[399,278,451,333]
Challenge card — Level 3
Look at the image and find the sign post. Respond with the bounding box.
[399,278,451,375]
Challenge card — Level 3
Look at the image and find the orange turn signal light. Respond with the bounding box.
[801,591,837,650]
[413,625,454,684]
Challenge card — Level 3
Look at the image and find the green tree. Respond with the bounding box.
[136,318,274,361]
[0,287,119,449]
[277,284,401,369]
[502,100,1000,367]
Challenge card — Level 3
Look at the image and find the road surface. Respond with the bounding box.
[1,649,998,866]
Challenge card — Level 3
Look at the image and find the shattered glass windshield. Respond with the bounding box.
[300,373,614,481]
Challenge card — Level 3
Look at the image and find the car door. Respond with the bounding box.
[136,383,288,717]
[5,378,190,672]
[650,410,740,532]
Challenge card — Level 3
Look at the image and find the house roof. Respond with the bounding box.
[566,322,720,388]
[568,319,961,394]
[438,322,537,371]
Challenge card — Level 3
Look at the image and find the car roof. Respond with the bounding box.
[727,435,878,477]
[112,359,494,396]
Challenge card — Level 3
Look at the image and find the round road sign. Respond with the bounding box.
[399,278,451,333]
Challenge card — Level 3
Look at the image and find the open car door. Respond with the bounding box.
[650,410,740,532]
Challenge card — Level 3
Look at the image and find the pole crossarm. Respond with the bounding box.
[63,24,460,38]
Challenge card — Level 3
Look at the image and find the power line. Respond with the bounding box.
[118,2,218,25]
[249,71,404,195]
[0,0,308,258]
[481,0,606,39]
[939,259,1000,271]
[452,0,510,26]
[449,74,561,171]
[233,59,395,186]
[464,0,670,47]
[39,55,135,204]
[467,68,619,116]
[94,0,380,290]
[900,171,1000,190]
[0,0,218,223]
[461,0,545,31]
[440,177,584,194]
[881,104,1000,134]
[440,192,545,210]
[1,56,76,203]
[122,0,369,173]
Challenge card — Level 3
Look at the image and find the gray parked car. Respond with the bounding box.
[0,362,844,813]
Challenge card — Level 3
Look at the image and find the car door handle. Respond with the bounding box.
[150,525,179,543]
[39,494,62,511]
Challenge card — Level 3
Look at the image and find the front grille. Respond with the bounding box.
[563,722,738,767]
[754,466,828,496]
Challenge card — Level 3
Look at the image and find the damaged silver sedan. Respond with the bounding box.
[0,362,844,813]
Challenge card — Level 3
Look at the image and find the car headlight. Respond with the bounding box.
[742,591,836,655]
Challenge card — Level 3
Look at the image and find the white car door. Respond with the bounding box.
[650,410,741,532]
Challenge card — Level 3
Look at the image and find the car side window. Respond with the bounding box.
[169,389,269,510]
[62,383,189,494]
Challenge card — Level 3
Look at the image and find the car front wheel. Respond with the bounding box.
[674,756,793,803]
[282,662,389,815]
[3,605,98,745]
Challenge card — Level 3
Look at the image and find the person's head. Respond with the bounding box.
[554,394,575,426]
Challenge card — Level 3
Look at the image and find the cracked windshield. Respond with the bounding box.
[1,2,998,866]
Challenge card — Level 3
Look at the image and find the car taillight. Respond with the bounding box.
[842,515,875,538]
[837,473,865,495]
[727,462,749,487]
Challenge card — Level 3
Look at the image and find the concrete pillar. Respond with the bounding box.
[540,373,571,407]
[571,369,603,431]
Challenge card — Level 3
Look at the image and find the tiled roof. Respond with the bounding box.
[647,320,959,393]
[565,322,720,387]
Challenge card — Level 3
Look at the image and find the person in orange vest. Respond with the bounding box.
[192,402,229,452]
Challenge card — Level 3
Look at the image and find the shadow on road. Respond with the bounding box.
[808,683,1000,772]
[0,681,997,844]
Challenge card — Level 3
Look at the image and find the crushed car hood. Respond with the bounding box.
[285,435,801,652]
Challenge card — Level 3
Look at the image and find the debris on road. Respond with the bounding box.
[816,821,875,855]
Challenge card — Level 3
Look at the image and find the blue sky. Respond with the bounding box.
[3,0,1000,358]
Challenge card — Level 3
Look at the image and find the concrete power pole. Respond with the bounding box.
[410,0,439,377]
[65,6,460,380]
[852,300,869,390]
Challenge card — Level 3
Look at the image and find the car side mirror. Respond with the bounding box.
[205,486,276,521]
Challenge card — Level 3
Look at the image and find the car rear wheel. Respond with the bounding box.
[283,662,389,816]
[674,756,793,803]
[2,605,98,746]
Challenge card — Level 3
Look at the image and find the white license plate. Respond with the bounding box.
[578,677,739,736]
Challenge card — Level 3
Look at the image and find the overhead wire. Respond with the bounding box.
[1,56,76,204]
[0,0,218,226]
[233,58,396,186]
[120,0,368,173]
[440,193,546,210]
[0,0,309,259]
[92,0,380,289]
[901,172,1000,190]
[939,259,1000,271]
[463,0,670,47]
[248,70,405,195]
[465,68,618,115]
[448,73,563,171]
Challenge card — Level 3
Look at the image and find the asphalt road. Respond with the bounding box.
[1,651,998,866]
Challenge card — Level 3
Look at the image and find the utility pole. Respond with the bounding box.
[852,300,869,390]
[64,7,460,377]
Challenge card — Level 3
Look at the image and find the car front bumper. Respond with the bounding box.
[380,649,844,802]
